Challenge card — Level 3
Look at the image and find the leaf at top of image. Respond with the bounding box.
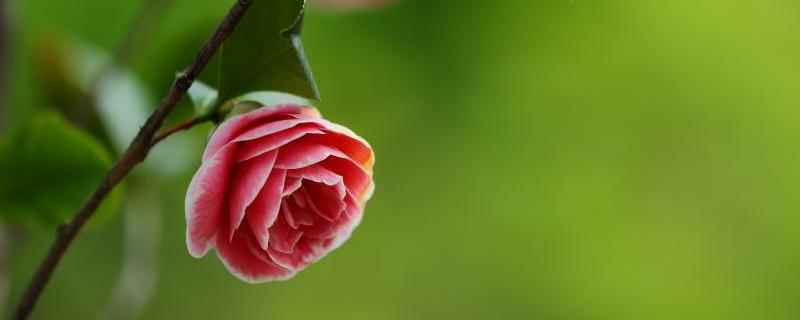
[0,111,123,229]
[217,0,319,103]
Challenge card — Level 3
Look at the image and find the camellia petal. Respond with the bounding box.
[215,224,295,283]
[304,181,346,222]
[319,156,372,198]
[274,139,348,170]
[203,105,307,160]
[186,143,237,257]
[316,124,374,167]
[267,238,326,270]
[268,211,304,253]
[283,195,315,229]
[233,118,316,143]
[185,104,374,283]
[236,124,325,162]
[288,164,343,186]
[283,176,303,197]
[227,151,277,238]
[245,168,287,250]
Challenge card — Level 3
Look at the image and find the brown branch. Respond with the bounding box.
[12,1,255,319]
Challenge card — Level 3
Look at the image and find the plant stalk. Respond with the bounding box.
[11,1,255,319]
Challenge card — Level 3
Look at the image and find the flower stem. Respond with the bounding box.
[11,1,255,319]
[153,116,209,144]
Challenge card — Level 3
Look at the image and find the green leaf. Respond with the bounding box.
[217,0,319,103]
[219,91,312,120]
[236,91,311,108]
[0,112,124,229]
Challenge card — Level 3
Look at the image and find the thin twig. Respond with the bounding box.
[12,1,255,319]
[153,116,205,143]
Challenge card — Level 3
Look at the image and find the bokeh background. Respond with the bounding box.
[3,0,800,319]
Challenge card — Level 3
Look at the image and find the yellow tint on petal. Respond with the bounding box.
[304,107,375,205]
[300,106,322,118]
[357,180,375,206]
[321,121,375,168]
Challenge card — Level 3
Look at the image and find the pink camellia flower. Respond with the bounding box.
[185,104,374,283]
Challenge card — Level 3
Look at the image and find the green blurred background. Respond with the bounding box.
[4,0,800,319]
